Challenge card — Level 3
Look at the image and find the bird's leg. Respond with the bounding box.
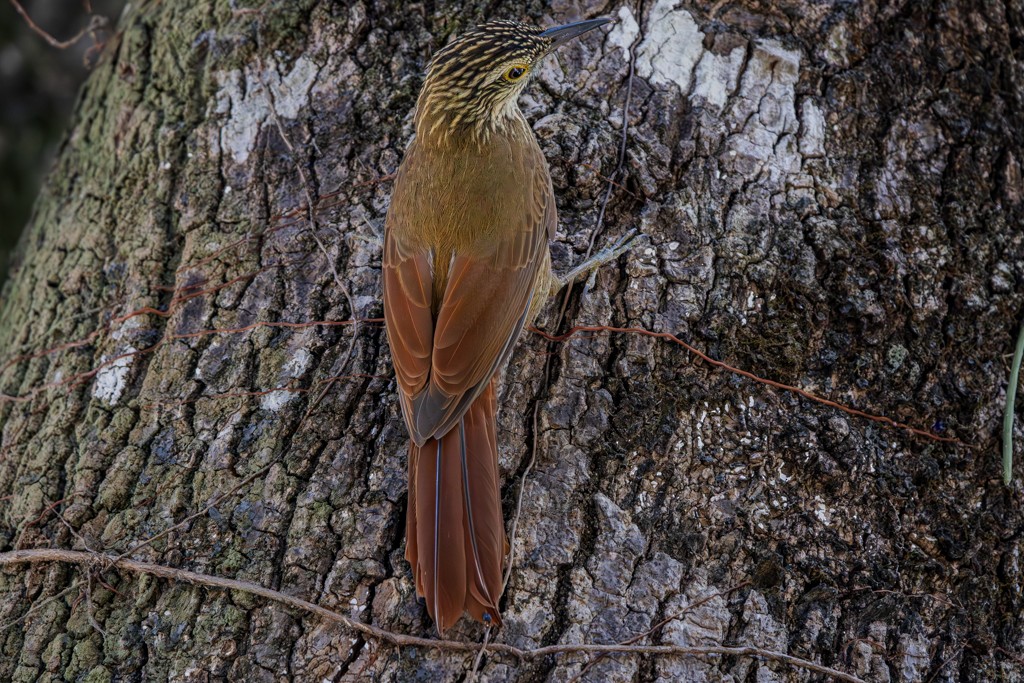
[350,217,384,248]
[553,228,643,296]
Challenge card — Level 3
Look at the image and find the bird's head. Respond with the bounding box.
[414,18,610,145]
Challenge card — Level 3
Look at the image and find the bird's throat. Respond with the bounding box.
[413,84,526,148]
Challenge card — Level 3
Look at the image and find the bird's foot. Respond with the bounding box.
[351,233,383,248]
[555,228,645,296]
[350,218,384,249]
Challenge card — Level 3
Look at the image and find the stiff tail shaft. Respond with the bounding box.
[406,380,507,633]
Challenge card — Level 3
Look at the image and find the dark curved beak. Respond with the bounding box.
[540,17,612,51]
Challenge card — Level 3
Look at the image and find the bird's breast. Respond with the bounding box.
[392,128,540,255]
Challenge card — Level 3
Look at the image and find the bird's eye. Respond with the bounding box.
[503,66,527,82]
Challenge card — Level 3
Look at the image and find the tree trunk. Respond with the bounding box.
[1,1,1022,681]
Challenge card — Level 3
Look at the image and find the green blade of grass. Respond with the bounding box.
[1004,318,1024,485]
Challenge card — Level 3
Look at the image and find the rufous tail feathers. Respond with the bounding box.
[405,380,508,633]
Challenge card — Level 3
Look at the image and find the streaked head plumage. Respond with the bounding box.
[414,18,610,143]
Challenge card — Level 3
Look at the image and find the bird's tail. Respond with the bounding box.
[405,380,507,634]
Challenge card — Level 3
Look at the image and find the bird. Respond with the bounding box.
[383,16,628,634]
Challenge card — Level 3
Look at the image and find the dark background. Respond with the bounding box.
[0,0,124,284]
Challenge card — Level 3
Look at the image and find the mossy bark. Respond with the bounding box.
[1,1,1022,681]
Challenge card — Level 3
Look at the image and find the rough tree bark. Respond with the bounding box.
[1,1,1022,681]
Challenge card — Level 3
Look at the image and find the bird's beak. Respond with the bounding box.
[539,17,612,51]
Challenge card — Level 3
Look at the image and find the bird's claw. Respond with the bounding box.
[560,228,647,296]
